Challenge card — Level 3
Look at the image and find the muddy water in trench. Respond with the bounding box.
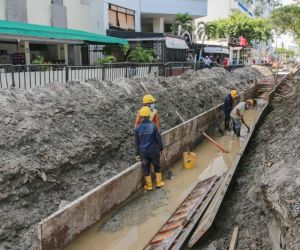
[64,108,262,250]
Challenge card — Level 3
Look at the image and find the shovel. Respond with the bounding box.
[241,120,250,133]
[162,151,175,180]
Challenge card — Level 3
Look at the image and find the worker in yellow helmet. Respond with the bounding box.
[134,94,160,130]
[223,90,239,130]
[134,106,164,191]
[230,99,257,136]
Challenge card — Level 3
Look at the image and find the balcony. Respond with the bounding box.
[141,0,207,18]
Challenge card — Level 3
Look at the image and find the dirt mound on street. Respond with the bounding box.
[0,66,266,250]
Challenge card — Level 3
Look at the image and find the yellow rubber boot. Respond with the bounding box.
[156,173,165,188]
[144,176,153,191]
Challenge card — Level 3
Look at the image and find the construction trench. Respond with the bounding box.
[0,65,299,250]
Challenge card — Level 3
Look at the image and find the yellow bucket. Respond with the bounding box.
[183,152,197,169]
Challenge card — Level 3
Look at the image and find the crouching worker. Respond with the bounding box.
[230,99,257,136]
[134,106,164,191]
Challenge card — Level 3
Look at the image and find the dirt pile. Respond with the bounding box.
[0,66,266,250]
[195,72,300,250]
[251,65,274,76]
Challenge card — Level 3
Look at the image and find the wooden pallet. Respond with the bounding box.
[144,174,225,250]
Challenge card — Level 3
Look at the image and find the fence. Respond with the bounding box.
[0,62,245,90]
[0,64,67,89]
[68,63,163,82]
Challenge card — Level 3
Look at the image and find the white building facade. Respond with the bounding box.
[0,0,208,65]
[0,0,208,34]
[0,0,141,33]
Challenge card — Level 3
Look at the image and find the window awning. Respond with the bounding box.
[204,46,229,54]
[0,20,128,45]
[166,37,188,49]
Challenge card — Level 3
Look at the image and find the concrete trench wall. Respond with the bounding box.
[37,83,257,250]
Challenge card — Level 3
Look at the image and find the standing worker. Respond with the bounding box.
[135,106,164,191]
[223,90,239,130]
[134,94,160,130]
[230,99,257,136]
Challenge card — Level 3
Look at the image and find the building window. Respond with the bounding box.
[109,4,135,31]
[51,0,63,5]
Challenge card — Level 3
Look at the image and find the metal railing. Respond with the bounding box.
[0,64,67,89]
[68,63,164,82]
[0,62,246,90]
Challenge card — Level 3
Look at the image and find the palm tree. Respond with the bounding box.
[197,21,217,57]
[127,46,155,63]
[172,13,194,37]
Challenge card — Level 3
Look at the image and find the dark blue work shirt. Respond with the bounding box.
[223,94,233,115]
[134,119,163,158]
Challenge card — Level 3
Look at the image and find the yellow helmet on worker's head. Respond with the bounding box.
[230,90,239,98]
[247,99,256,107]
[143,94,156,104]
[139,106,151,117]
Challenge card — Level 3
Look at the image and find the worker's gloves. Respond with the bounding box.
[135,155,141,161]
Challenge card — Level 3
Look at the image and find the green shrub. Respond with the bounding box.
[127,46,155,63]
[96,55,117,65]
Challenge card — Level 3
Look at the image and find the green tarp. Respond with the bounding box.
[0,20,128,45]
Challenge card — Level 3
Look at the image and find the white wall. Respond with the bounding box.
[0,0,5,20]
[141,0,207,18]
[90,0,105,34]
[27,0,52,25]
[65,0,93,32]
[197,0,230,22]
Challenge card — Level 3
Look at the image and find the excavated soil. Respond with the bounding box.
[0,66,271,250]
[194,71,300,250]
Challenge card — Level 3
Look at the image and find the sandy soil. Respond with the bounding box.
[0,66,271,250]
[194,70,300,250]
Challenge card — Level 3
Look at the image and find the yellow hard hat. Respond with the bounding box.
[247,99,254,106]
[230,90,239,98]
[143,94,156,104]
[139,106,151,117]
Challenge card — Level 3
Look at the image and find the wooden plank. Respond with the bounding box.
[229,223,239,250]
[144,176,218,250]
[169,174,225,250]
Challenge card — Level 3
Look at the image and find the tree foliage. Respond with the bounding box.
[270,4,300,38]
[210,11,273,44]
[197,21,217,56]
[275,47,296,58]
[127,46,155,63]
[171,13,194,36]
